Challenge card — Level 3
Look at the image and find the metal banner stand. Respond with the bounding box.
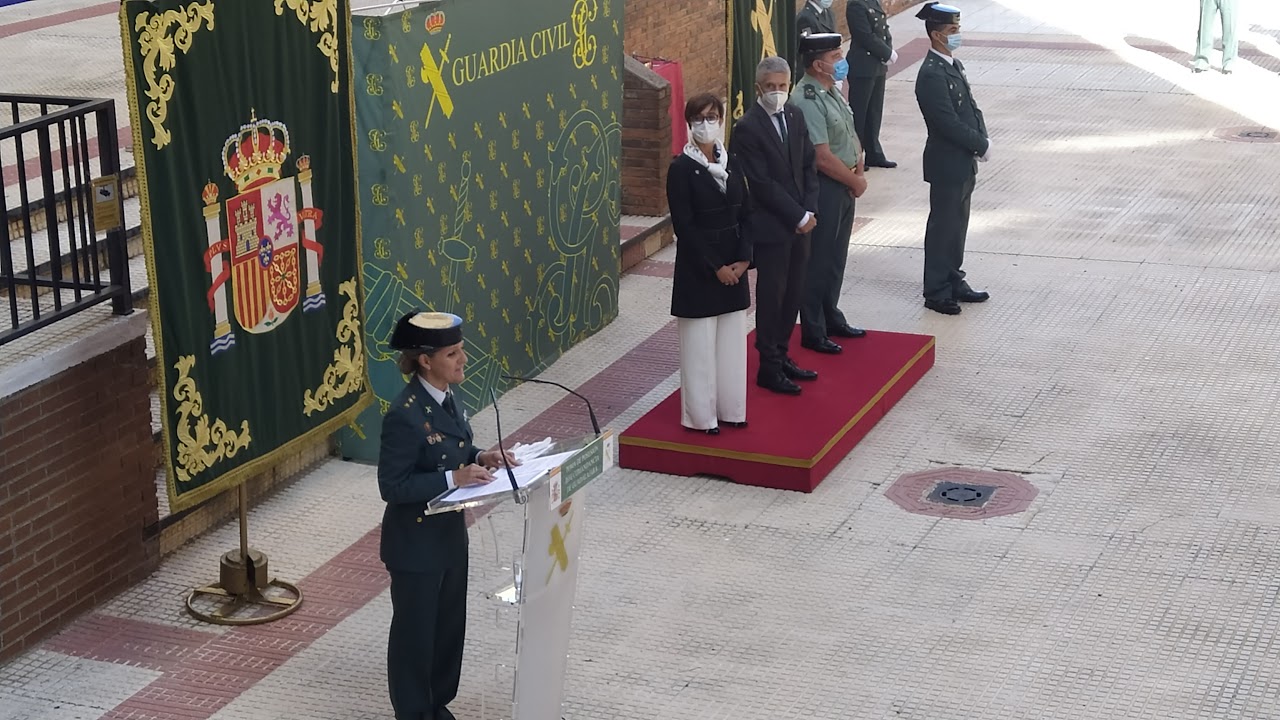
[184,484,303,625]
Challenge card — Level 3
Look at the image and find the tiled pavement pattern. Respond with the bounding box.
[5,0,1280,718]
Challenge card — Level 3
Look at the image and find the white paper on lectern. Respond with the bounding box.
[436,449,578,505]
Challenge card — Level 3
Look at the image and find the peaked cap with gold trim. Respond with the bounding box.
[390,311,464,350]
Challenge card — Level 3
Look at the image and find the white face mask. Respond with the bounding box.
[690,119,722,145]
[759,90,789,114]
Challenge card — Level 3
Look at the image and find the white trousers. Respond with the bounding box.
[677,310,748,430]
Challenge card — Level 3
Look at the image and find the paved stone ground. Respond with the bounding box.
[3,0,1280,718]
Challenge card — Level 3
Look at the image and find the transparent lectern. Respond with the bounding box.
[425,430,616,720]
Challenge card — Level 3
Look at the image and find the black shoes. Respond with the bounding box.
[684,425,720,435]
[757,371,802,395]
[827,323,866,338]
[925,298,962,315]
[800,337,843,354]
[721,420,749,428]
[866,158,897,169]
[782,358,818,381]
[956,289,989,303]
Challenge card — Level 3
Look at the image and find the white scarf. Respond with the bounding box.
[682,139,729,194]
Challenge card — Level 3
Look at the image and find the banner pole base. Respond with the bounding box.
[184,485,303,626]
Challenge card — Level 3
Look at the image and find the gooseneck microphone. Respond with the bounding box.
[488,386,524,504]
[500,374,600,436]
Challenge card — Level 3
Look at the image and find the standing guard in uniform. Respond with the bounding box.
[796,0,840,84]
[1193,0,1239,74]
[378,311,519,720]
[791,33,868,355]
[846,0,899,168]
[914,2,991,316]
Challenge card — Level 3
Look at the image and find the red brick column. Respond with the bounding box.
[621,55,672,218]
[0,327,159,661]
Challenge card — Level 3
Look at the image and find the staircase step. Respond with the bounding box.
[5,194,143,299]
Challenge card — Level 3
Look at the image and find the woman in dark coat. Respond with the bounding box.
[666,92,753,435]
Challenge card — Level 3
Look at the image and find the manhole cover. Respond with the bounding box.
[885,467,1038,519]
[927,482,998,507]
[1214,126,1280,143]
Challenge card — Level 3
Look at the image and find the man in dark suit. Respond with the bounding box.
[847,0,898,168]
[378,311,518,720]
[914,2,991,315]
[731,55,820,395]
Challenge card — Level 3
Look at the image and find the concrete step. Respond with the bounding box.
[5,165,138,241]
[5,194,143,299]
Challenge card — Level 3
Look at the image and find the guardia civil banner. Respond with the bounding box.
[729,0,797,127]
[344,0,622,459]
[121,0,369,511]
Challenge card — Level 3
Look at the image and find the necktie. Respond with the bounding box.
[774,112,788,143]
[442,393,459,422]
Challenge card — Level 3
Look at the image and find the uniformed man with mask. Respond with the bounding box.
[791,32,868,355]
[846,0,898,168]
[914,2,991,316]
[795,0,840,85]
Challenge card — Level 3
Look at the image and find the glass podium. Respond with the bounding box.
[426,430,616,720]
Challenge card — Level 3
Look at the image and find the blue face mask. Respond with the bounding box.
[818,0,833,8]
[831,58,850,81]
[946,33,963,51]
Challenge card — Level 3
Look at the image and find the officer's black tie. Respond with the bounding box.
[442,392,459,422]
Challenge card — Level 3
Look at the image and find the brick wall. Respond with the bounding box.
[624,0,726,104]
[0,335,158,661]
[621,55,672,217]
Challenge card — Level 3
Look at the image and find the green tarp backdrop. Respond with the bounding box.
[729,0,796,125]
[344,0,622,459]
[121,0,369,511]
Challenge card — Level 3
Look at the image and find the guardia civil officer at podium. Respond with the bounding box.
[378,311,519,720]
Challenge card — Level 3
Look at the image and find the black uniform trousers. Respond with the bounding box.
[801,176,854,345]
[923,177,976,302]
[388,566,468,720]
[848,74,888,163]
[753,234,811,378]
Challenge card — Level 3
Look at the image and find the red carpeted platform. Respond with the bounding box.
[619,329,935,492]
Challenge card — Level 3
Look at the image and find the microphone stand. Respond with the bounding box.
[500,374,601,436]
[488,387,524,504]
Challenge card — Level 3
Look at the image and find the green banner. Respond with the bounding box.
[121,0,369,511]
[343,0,622,459]
[729,0,797,125]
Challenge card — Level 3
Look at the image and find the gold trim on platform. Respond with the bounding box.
[303,278,366,416]
[275,0,340,93]
[133,1,215,149]
[619,338,936,469]
[173,355,252,482]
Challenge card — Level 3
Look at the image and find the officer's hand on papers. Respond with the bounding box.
[479,448,521,470]
[979,139,991,162]
[886,50,899,65]
[455,464,495,487]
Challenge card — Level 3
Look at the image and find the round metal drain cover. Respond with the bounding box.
[1214,126,1280,143]
[887,468,1038,519]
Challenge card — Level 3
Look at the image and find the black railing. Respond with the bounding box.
[1,93,132,346]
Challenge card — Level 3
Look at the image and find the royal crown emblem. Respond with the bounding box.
[425,10,445,34]
[201,112,326,353]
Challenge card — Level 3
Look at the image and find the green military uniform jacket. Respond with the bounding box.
[914,51,989,185]
[846,0,893,77]
[377,379,481,573]
[791,75,863,171]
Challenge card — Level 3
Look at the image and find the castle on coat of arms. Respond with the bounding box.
[201,113,326,354]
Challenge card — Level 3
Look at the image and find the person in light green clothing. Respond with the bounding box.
[790,32,868,355]
[1193,0,1238,74]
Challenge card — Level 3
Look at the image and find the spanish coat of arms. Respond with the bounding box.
[201,113,326,353]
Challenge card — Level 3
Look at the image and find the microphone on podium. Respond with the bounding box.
[488,386,524,504]
[501,374,601,436]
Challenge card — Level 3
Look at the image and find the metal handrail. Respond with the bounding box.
[0,94,132,346]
